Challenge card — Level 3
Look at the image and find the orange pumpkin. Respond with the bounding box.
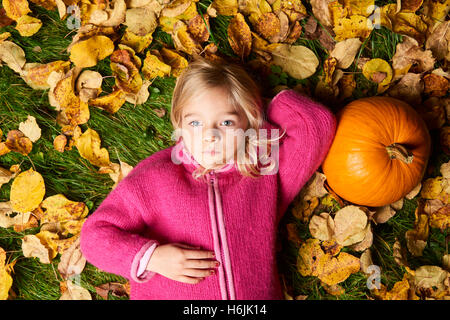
[322,96,431,207]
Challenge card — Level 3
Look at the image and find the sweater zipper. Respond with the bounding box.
[208,171,235,300]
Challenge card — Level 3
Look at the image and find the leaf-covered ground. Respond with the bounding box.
[0,0,449,300]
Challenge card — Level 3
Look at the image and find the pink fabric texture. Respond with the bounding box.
[80,89,337,300]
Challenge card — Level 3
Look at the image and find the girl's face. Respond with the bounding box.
[180,86,249,170]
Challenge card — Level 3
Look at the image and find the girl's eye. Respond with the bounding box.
[189,120,201,127]
[221,120,234,126]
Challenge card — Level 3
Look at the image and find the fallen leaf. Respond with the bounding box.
[58,237,86,280]
[10,168,45,214]
[270,43,319,80]
[14,15,42,37]
[333,205,368,246]
[74,128,110,167]
[227,13,252,59]
[330,38,362,69]
[0,247,13,300]
[18,115,41,143]
[69,35,115,68]
[59,279,92,300]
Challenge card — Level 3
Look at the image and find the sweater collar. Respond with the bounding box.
[173,138,237,175]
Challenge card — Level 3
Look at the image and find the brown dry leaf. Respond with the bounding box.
[392,36,435,80]
[89,0,126,27]
[21,233,56,264]
[423,73,449,97]
[0,201,31,229]
[338,73,356,100]
[14,14,42,37]
[348,223,373,252]
[18,115,41,143]
[291,196,319,223]
[393,238,408,267]
[124,1,161,36]
[59,279,92,300]
[172,20,202,55]
[321,282,345,296]
[10,168,45,214]
[95,282,129,300]
[387,72,423,106]
[0,247,13,300]
[270,43,319,80]
[417,97,446,130]
[333,205,368,246]
[301,171,328,201]
[309,212,334,241]
[359,248,373,274]
[88,87,127,114]
[271,0,307,23]
[318,251,360,286]
[414,265,449,294]
[227,13,252,59]
[74,128,110,167]
[0,40,26,73]
[406,182,422,199]
[58,237,86,280]
[373,205,396,224]
[405,199,429,257]
[75,70,103,103]
[110,47,143,94]
[20,60,70,90]
[187,13,210,43]
[330,38,362,69]
[425,20,450,61]
[69,35,115,68]
[309,0,333,27]
[2,0,31,21]
[0,165,15,188]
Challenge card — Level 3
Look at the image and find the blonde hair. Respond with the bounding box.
[170,57,285,182]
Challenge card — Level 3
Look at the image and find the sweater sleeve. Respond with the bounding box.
[265,89,337,219]
[80,173,160,283]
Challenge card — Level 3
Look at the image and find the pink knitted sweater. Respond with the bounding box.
[80,89,336,300]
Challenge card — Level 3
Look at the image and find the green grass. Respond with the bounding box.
[0,0,448,300]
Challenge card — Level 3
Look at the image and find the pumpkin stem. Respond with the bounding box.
[386,143,413,164]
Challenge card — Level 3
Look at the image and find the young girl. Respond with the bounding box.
[80,57,336,300]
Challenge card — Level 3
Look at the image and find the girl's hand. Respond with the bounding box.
[146,242,219,284]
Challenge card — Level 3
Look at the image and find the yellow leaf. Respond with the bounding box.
[18,115,41,143]
[207,0,238,16]
[0,247,13,300]
[15,15,42,37]
[142,51,171,80]
[362,58,393,93]
[333,15,373,42]
[270,43,319,80]
[2,0,31,21]
[318,251,360,285]
[69,35,114,68]
[227,13,252,59]
[74,128,110,167]
[20,60,70,90]
[88,87,127,114]
[160,48,188,77]
[172,20,202,55]
[120,28,153,54]
[421,177,444,199]
[10,168,45,214]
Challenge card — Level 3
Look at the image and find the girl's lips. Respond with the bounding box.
[203,150,221,155]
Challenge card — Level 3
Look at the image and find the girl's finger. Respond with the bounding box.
[183,268,215,278]
[183,248,215,259]
[184,259,219,269]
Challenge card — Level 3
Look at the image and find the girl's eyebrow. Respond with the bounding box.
[184,111,239,119]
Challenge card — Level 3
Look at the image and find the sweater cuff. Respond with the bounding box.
[130,240,159,283]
